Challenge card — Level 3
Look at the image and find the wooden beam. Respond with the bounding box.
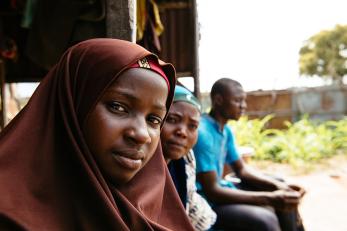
[106,0,136,42]
[0,59,5,129]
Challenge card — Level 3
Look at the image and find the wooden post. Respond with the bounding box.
[191,0,200,99]
[106,0,136,42]
[0,59,6,130]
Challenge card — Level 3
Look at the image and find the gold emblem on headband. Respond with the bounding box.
[138,58,151,69]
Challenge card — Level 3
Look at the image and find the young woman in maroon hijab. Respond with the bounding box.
[0,39,194,231]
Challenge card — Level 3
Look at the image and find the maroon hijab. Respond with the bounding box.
[0,39,194,231]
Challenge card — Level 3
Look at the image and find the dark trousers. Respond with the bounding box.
[212,204,300,231]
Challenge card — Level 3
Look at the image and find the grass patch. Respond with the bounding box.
[229,115,347,171]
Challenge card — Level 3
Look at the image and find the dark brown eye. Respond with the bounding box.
[108,102,126,113]
[148,115,162,126]
[189,124,198,130]
[166,115,178,124]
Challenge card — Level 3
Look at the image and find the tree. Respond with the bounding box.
[299,24,347,85]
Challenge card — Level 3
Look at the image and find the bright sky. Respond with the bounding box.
[197,0,347,92]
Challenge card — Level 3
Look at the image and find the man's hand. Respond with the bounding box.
[267,190,301,211]
[274,182,306,199]
[288,184,306,198]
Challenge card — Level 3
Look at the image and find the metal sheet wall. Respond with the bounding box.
[245,85,347,129]
[158,2,194,76]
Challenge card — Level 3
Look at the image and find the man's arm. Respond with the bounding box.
[198,170,301,211]
[232,159,287,191]
[231,159,305,197]
[197,170,269,205]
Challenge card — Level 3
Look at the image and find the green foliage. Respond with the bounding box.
[299,24,347,84]
[229,116,347,166]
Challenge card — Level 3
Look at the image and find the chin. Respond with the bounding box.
[228,116,238,121]
[232,114,242,120]
[109,173,137,187]
[168,152,184,161]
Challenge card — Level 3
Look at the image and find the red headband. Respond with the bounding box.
[130,57,170,91]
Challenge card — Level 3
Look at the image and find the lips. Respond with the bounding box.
[167,141,186,150]
[112,150,144,170]
[165,141,188,160]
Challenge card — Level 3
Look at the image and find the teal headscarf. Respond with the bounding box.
[173,86,201,112]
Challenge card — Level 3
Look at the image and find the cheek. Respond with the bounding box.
[160,127,171,143]
[83,115,102,152]
[84,108,120,154]
[187,131,198,150]
[145,129,161,158]
[193,132,198,144]
[151,128,161,145]
[229,103,238,112]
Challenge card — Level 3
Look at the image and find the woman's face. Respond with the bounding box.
[161,101,200,162]
[83,68,168,186]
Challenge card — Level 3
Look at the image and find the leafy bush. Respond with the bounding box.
[229,116,347,166]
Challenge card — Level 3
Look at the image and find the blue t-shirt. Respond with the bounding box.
[193,114,240,190]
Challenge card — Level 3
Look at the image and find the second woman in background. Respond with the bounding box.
[161,86,217,231]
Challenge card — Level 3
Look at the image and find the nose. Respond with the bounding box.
[125,115,151,145]
[175,124,187,138]
[241,100,247,110]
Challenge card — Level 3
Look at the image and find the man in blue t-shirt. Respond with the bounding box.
[193,78,305,231]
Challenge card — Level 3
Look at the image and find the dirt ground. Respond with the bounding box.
[250,155,347,231]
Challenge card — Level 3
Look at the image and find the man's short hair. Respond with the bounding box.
[210,78,242,99]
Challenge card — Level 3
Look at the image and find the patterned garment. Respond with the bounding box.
[184,150,217,231]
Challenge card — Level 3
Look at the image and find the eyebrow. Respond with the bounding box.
[190,118,200,123]
[169,111,200,123]
[168,111,183,117]
[106,89,167,112]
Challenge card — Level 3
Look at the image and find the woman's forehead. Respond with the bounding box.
[170,102,200,118]
[104,68,168,109]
